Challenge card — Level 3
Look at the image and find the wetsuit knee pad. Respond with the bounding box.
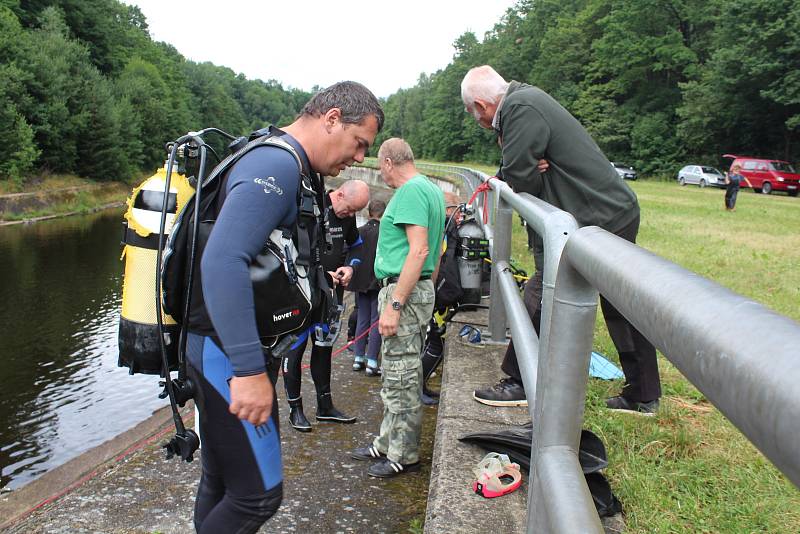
[229,483,284,527]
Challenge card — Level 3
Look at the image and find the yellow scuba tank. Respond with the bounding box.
[118,166,194,374]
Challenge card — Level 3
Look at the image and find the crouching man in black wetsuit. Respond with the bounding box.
[186,82,383,533]
[282,180,370,432]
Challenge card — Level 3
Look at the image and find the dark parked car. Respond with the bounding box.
[611,162,637,180]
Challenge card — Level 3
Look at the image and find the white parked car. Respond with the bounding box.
[677,165,725,188]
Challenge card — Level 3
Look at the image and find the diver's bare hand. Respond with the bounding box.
[229,373,273,426]
[334,266,354,287]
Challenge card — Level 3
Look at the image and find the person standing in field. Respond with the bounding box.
[724,164,750,211]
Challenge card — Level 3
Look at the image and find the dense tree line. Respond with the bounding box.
[375,0,800,175]
[2,0,797,183]
[0,0,310,184]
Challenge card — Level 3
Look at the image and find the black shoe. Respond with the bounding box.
[365,364,381,377]
[605,396,659,416]
[316,393,357,424]
[423,385,440,398]
[288,398,312,432]
[368,458,421,478]
[421,392,439,406]
[350,444,386,461]
[353,357,365,371]
[473,378,528,407]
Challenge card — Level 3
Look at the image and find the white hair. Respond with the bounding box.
[461,65,509,107]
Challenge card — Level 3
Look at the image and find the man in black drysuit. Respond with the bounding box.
[282,180,370,431]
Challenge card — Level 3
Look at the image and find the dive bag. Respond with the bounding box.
[434,226,464,309]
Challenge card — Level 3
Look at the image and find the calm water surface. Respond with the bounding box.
[0,209,166,490]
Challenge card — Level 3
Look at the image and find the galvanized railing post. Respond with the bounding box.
[528,258,603,534]
[488,194,511,343]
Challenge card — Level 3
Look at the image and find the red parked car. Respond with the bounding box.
[722,154,800,196]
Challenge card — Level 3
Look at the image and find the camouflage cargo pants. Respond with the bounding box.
[372,279,435,465]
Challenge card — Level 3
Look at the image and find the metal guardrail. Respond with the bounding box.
[410,162,800,533]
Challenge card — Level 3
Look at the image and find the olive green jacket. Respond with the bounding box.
[496,81,639,251]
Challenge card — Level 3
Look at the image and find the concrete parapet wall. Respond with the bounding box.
[424,307,530,533]
[0,185,103,216]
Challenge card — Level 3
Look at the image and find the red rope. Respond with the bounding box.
[300,318,381,369]
[467,176,499,224]
[5,406,193,528]
[332,318,380,357]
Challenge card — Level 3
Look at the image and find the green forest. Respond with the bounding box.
[1,0,799,185]
[376,0,800,175]
[0,0,311,185]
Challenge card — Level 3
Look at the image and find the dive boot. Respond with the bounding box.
[288,397,312,432]
[421,385,439,406]
[421,347,443,405]
[316,392,357,424]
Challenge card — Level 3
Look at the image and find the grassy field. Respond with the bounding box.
[504,180,800,533]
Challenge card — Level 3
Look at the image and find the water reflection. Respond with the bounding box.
[0,210,167,490]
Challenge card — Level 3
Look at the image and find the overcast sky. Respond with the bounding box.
[125,0,518,98]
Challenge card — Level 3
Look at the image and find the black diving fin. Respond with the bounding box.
[459,425,621,517]
[459,425,608,474]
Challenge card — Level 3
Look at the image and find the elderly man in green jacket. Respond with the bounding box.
[461,65,661,416]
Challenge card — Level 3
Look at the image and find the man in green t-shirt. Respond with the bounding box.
[349,137,445,478]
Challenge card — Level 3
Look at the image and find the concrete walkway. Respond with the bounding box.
[1,294,437,533]
[1,299,622,534]
[424,307,531,533]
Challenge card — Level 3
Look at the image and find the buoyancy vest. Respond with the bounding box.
[161,131,333,351]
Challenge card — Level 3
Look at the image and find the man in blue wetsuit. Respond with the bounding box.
[186,81,383,533]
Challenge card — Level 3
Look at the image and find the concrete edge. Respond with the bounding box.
[424,314,531,534]
[0,202,125,226]
[0,184,104,200]
[0,404,191,529]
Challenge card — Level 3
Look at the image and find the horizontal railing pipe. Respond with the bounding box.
[566,227,800,488]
